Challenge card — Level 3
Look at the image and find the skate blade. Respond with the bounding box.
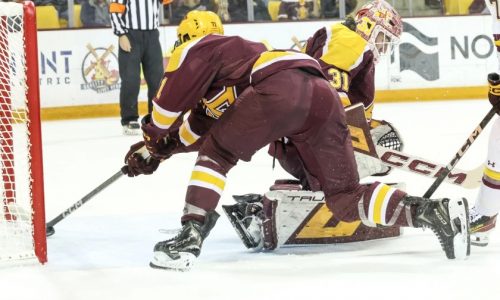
[449,197,471,260]
[471,232,489,247]
[150,252,196,271]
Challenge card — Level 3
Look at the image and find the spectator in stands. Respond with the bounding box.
[277,0,316,21]
[277,0,356,21]
[469,0,488,14]
[34,0,82,22]
[166,0,213,24]
[424,0,441,9]
[213,0,230,22]
[224,0,270,22]
[320,0,357,19]
[81,0,110,27]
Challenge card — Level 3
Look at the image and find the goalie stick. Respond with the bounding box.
[345,103,482,189]
[46,170,124,236]
[291,36,304,51]
[374,145,483,189]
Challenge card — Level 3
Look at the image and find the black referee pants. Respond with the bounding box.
[118,29,164,125]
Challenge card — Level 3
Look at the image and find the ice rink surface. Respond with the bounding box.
[1,99,500,300]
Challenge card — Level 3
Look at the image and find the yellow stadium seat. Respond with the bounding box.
[73,4,82,28]
[443,0,474,15]
[268,1,281,21]
[35,6,60,29]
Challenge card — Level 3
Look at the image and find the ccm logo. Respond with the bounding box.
[380,151,467,184]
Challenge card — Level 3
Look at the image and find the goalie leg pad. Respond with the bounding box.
[262,189,402,250]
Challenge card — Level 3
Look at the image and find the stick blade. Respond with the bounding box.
[46,226,55,237]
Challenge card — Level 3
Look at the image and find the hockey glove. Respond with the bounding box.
[488,73,500,114]
[122,141,161,177]
[370,119,404,152]
[141,114,180,160]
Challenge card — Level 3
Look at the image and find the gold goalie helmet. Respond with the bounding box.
[354,0,403,63]
[175,10,224,48]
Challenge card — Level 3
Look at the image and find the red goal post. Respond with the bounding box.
[0,1,46,264]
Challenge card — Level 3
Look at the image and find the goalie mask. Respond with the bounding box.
[175,10,224,48]
[354,0,403,63]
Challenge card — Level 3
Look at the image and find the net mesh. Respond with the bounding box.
[0,2,35,263]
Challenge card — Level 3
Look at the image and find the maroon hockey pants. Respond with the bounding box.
[184,69,364,223]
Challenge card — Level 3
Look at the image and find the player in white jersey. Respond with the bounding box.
[469,0,500,246]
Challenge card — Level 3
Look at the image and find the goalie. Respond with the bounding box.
[224,0,407,250]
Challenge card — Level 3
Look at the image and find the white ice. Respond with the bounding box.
[1,100,500,300]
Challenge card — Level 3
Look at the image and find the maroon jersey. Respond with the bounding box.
[305,23,376,120]
[151,35,324,148]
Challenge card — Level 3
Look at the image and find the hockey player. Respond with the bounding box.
[122,18,470,272]
[269,0,404,187]
[228,0,406,246]
[469,0,500,246]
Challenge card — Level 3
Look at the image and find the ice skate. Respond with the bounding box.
[122,121,141,135]
[150,211,219,271]
[470,206,497,247]
[406,196,470,259]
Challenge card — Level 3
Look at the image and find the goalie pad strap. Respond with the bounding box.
[262,195,279,250]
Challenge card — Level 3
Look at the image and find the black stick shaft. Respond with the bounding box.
[46,170,124,228]
[423,107,497,198]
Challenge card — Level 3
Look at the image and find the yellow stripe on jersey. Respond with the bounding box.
[189,166,226,195]
[484,166,500,181]
[166,37,204,73]
[372,184,391,224]
[367,183,398,225]
[339,94,351,107]
[179,121,200,146]
[260,39,274,50]
[155,77,167,99]
[320,23,369,71]
[151,102,181,130]
[496,40,500,47]
[251,51,316,75]
[364,102,374,121]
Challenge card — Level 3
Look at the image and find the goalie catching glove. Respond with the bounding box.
[369,119,404,176]
[488,73,500,115]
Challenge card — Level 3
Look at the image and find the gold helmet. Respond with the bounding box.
[175,10,224,48]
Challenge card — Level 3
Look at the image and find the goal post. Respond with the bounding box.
[0,1,47,265]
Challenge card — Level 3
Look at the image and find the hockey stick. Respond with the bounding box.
[345,103,483,189]
[422,107,497,198]
[46,170,124,236]
[375,145,483,189]
[291,36,304,51]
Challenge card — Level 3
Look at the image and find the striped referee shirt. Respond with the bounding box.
[109,0,166,36]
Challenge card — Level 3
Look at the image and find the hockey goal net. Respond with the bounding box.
[0,1,46,264]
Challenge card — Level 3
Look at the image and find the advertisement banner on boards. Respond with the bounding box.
[36,15,496,108]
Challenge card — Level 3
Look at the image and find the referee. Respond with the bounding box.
[109,0,170,135]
